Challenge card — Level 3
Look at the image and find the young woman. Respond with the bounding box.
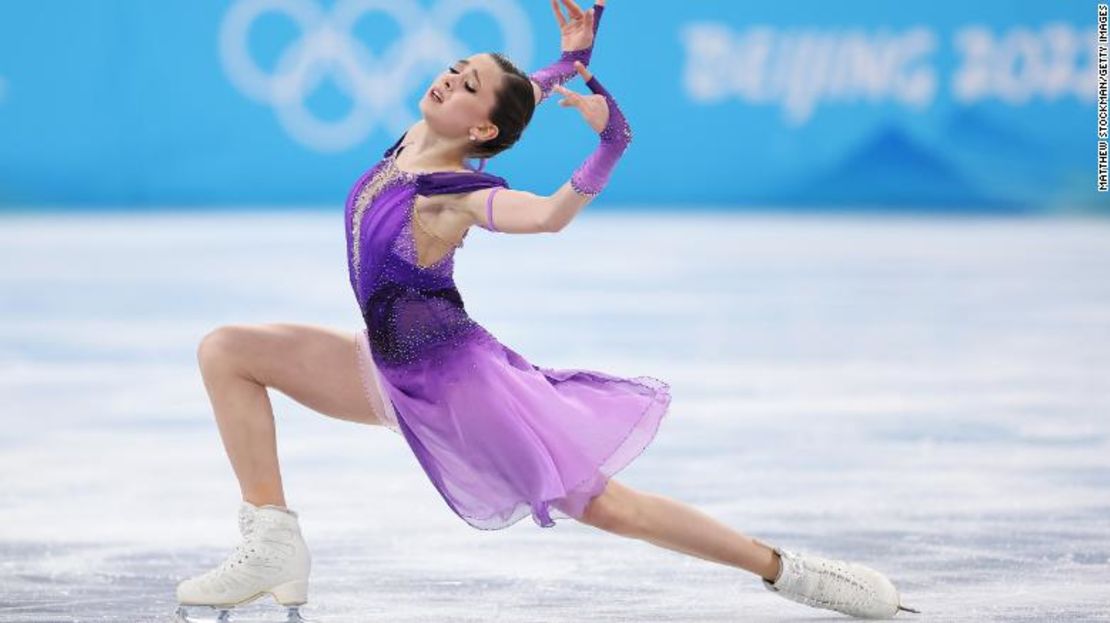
[174,1,917,620]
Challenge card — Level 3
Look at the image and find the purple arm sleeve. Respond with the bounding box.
[529,4,605,105]
[569,75,632,197]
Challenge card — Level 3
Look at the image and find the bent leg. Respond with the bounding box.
[578,479,781,582]
[197,322,391,508]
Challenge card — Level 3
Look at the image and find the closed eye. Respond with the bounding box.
[448,66,478,93]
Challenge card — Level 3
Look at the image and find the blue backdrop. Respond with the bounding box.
[0,0,1101,211]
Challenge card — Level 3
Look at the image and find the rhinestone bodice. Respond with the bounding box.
[348,155,411,284]
[343,133,510,368]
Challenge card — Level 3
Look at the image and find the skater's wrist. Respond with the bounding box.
[530,49,592,105]
[569,77,632,196]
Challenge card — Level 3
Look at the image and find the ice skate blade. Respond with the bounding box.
[174,604,314,622]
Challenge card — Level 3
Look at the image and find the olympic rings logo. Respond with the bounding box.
[218,0,534,152]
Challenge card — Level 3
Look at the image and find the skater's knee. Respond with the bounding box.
[197,324,252,374]
[580,479,645,536]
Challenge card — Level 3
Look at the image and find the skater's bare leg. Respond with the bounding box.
[578,479,781,582]
[197,322,392,508]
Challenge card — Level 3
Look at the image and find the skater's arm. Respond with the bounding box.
[462,186,557,234]
[529,0,604,105]
[542,66,631,232]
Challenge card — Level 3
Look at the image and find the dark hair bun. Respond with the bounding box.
[468,52,536,160]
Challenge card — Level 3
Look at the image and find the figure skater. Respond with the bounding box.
[174,1,918,620]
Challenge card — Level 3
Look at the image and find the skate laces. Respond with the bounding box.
[203,511,296,581]
[773,549,877,612]
[805,556,875,610]
[200,534,282,590]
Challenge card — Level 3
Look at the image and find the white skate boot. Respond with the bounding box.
[761,544,920,619]
[175,503,312,622]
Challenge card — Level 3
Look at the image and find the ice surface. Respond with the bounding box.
[0,211,1107,621]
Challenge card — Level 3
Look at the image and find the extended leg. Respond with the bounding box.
[578,479,781,582]
[577,479,916,618]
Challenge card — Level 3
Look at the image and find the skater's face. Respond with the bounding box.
[421,53,505,142]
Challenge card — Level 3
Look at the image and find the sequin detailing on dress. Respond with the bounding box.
[410,200,469,263]
[394,206,458,272]
[349,156,413,283]
[352,145,469,277]
[364,281,484,368]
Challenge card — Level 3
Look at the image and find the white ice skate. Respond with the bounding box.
[174,503,313,622]
[761,544,920,619]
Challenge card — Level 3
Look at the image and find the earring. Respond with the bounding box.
[469,135,476,141]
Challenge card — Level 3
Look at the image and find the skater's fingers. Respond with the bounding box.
[549,0,566,28]
[573,60,593,82]
[553,84,580,102]
[559,0,585,19]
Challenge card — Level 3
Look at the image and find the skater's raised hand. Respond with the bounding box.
[552,62,611,134]
[550,0,605,54]
[529,0,605,104]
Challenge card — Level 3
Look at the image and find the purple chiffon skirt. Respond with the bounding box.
[354,325,672,530]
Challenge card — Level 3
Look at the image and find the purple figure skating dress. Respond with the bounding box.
[344,62,670,532]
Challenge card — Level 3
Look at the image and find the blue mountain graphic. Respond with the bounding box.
[779,126,1025,212]
[939,105,1059,207]
[944,106,1049,156]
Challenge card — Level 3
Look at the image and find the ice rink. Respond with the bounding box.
[1,211,1107,621]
